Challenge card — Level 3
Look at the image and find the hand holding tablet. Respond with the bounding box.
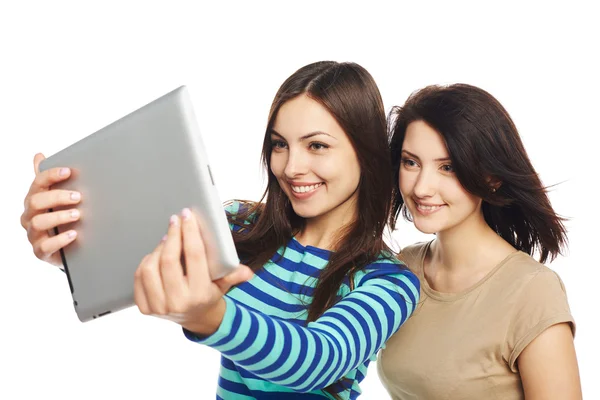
[32,86,239,322]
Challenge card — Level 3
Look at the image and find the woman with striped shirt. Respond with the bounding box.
[20,61,420,399]
[132,61,420,399]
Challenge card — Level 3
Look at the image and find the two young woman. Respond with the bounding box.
[20,62,581,399]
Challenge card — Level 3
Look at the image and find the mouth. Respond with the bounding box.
[290,182,323,194]
[414,200,446,214]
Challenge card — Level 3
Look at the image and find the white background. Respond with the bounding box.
[1,1,598,399]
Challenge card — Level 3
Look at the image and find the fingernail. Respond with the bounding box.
[70,209,80,219]
[169,214,179,226]
[67,230,77,239]
[59,168,70,177]
[70,192,81,201]
[161,234,168,242]
[181,208,191,220]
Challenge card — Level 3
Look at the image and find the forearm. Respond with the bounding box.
[185,275,415,392]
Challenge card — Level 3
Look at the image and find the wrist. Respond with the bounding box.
[182,298,227,336]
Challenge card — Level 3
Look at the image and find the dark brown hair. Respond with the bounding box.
[230,61,393,397]
[389,83,567,263]
[232,61,392,316]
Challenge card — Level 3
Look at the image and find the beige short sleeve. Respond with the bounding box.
[505,268,575,372]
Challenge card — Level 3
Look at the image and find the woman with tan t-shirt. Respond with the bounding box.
[377,84,582,399]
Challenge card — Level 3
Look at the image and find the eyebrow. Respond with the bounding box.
[270,129,337,141]
[402,149,451,162]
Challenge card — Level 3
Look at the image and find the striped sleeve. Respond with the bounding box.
[184,264,420,392]
[223,200,257,233]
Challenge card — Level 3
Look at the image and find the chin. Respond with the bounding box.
[414,226,439,235]
[290,203,320,219]
[412,219,444,235]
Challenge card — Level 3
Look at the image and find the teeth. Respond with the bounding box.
[291,183,322,193]
[417,203,442,211]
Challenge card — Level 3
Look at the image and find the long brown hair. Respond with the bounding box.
[389,83,567,263]
[231,61,392,317]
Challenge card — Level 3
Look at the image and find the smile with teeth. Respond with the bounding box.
[416,202,444,211]
[291,183,323,193]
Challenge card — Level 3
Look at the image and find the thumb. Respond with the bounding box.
[33,153,46,175]
[214,264,254,294]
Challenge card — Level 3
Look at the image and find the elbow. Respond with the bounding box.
[291,383,328,393]
[286,376,340,393]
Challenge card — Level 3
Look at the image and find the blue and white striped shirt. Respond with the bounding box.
[184,201,420,399]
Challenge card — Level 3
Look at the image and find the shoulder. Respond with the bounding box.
[477,252,572,317]
[224,199,262,231]
[397,241,430,274]
[224,199,258,219]
[355,251,420,300]
[496,252,568,296]
[501,253,575,370]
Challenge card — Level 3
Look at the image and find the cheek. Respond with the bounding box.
[270,153,285,177]
[442,181,479,209]
[348,157,361,184]
[464,193,482,211]
[398,170,413,195]
[315,154,358,181]
[341,150,361,182]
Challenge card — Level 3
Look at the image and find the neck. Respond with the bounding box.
[295,195,358,250]
[431,209,512,272]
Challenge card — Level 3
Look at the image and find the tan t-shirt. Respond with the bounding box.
[377,241,575,400]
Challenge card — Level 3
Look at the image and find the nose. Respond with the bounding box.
[413,168,437,198]
[284,147,309,178]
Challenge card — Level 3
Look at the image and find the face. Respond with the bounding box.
[270,94,361,221]
[399,121,482,235]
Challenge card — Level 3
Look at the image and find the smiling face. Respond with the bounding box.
[269,94,361,222]
[399,121,482,234]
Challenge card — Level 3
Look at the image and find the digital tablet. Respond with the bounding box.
[39,86,239,322]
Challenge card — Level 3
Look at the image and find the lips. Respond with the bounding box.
[291,183,323,193]
[416,202,444,212]
[411,199,447,216]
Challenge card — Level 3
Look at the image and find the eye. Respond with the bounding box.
[441,164,454,173]
[271,140,288,151]
[401,157,419,168]
[309,142,329,151]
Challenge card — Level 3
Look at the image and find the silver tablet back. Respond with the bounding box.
[39,86,239,322]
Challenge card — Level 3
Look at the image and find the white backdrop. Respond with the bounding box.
[2,1,597,399]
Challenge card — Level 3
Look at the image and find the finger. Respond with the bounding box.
[29,208,80,232]
[22,190,81,230]
[138,237,167,314]
[32,230,77,261]
[33,153,45,174]
[25,189,81,214]
[139,240,168,315]
[134,256,151,315]
[181,208,211,290]
[151,235,167,255]
[29,166,73,194]
[160,216,186,300]
[213,265,254,294]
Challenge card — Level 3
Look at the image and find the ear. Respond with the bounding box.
[486,176,502,193]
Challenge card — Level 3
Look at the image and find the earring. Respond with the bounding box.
[491,187,497,193]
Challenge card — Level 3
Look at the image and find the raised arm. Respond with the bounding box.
[185,268,418,392]
[133,208,419,392]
